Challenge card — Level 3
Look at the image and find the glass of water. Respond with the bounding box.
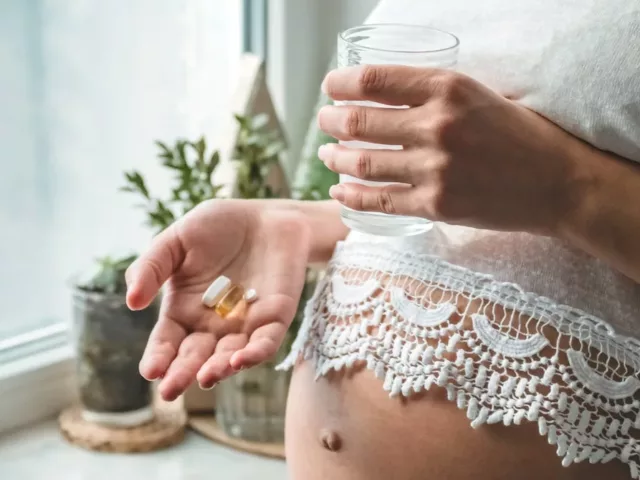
[336,24,459,236]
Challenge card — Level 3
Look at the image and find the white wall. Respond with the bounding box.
[267,0,379,178]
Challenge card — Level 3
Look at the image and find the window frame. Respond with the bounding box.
[243,0,268,60]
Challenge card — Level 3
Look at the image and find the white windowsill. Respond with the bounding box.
[0,328,286,479]
[0,419,286,479]
[0,326,76,435]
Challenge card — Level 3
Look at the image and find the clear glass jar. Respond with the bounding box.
[336,24,460,236]
[214,269,318,443]
[214,347,291,443]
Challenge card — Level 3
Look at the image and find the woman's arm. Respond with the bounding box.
[560,148,640,283]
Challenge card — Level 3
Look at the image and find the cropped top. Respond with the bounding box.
[279,0,640,477]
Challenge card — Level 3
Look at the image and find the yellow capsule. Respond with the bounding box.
[214,283,245,318]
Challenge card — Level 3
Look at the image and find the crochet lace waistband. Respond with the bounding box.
[278,241,640,478]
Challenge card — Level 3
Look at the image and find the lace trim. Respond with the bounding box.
[278,241,640,478]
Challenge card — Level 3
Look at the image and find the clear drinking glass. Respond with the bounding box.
[337,24,459,236]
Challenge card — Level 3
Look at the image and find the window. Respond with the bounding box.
[0,0,378,435]
[0,1,249,359]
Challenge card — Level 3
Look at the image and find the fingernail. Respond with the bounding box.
[321,76,329,95]
[317,144,333,162]
[199,382,217,391]
[317,105,338,133]
[329,185,345,202]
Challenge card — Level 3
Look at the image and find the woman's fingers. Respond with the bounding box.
[224,295,294,371]
[318,143,421,183]
[317,104,420,145]
[139,316,185,382]
[329,182,420,217]
[156,331,217,401]
[196,333,248,389]
[126,223,185,311]
[198,295,297,382]
[230,322,288,370]
[322,64,439,106]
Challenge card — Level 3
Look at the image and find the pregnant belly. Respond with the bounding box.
[285,362,630,480]
[280,236,640,480]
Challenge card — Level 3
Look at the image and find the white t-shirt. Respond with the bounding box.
[349,0,640,338]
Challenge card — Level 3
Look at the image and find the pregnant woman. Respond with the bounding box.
[125,1,640,479]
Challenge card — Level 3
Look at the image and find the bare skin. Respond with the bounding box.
[125,66,640,480]
[287,363,631,480]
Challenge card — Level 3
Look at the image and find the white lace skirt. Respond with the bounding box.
[279,227,640,478]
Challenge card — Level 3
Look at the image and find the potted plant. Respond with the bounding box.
[70,135,223,427]
[72,254,159,427]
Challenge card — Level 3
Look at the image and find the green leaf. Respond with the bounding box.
[124,170,150,199]
[232,145,247,160]
[162,158,183,170]
[148,211,167,228]
[155,140,173,160]
[250,113,269,130]
[155,200,176,225]
[191,137,207,173]
[207,151,220,176]
[176,140,188,167]
[234,114,249,129]
[170,188,182,201]
[192,137,206,157]
[262,141,285,159]
[187,191,200,207]
[245,134,263,146]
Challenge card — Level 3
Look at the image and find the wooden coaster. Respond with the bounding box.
[188,414,285,460]
[58,400,187,453]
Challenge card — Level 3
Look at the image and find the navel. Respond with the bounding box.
[319,428,342,452]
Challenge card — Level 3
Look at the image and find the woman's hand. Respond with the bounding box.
[317,65,593,236]
[125,199,311,401]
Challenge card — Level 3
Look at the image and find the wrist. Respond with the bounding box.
[554,147,640,282]
[554,144,619,246]
[305,200,349,264]
[548,142,602,240]
[268,199,347,264]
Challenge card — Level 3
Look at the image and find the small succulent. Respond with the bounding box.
[79,254,138,294]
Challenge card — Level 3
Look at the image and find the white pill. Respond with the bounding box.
[202,276,231,307]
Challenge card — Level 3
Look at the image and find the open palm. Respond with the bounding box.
[125,199,310,401]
